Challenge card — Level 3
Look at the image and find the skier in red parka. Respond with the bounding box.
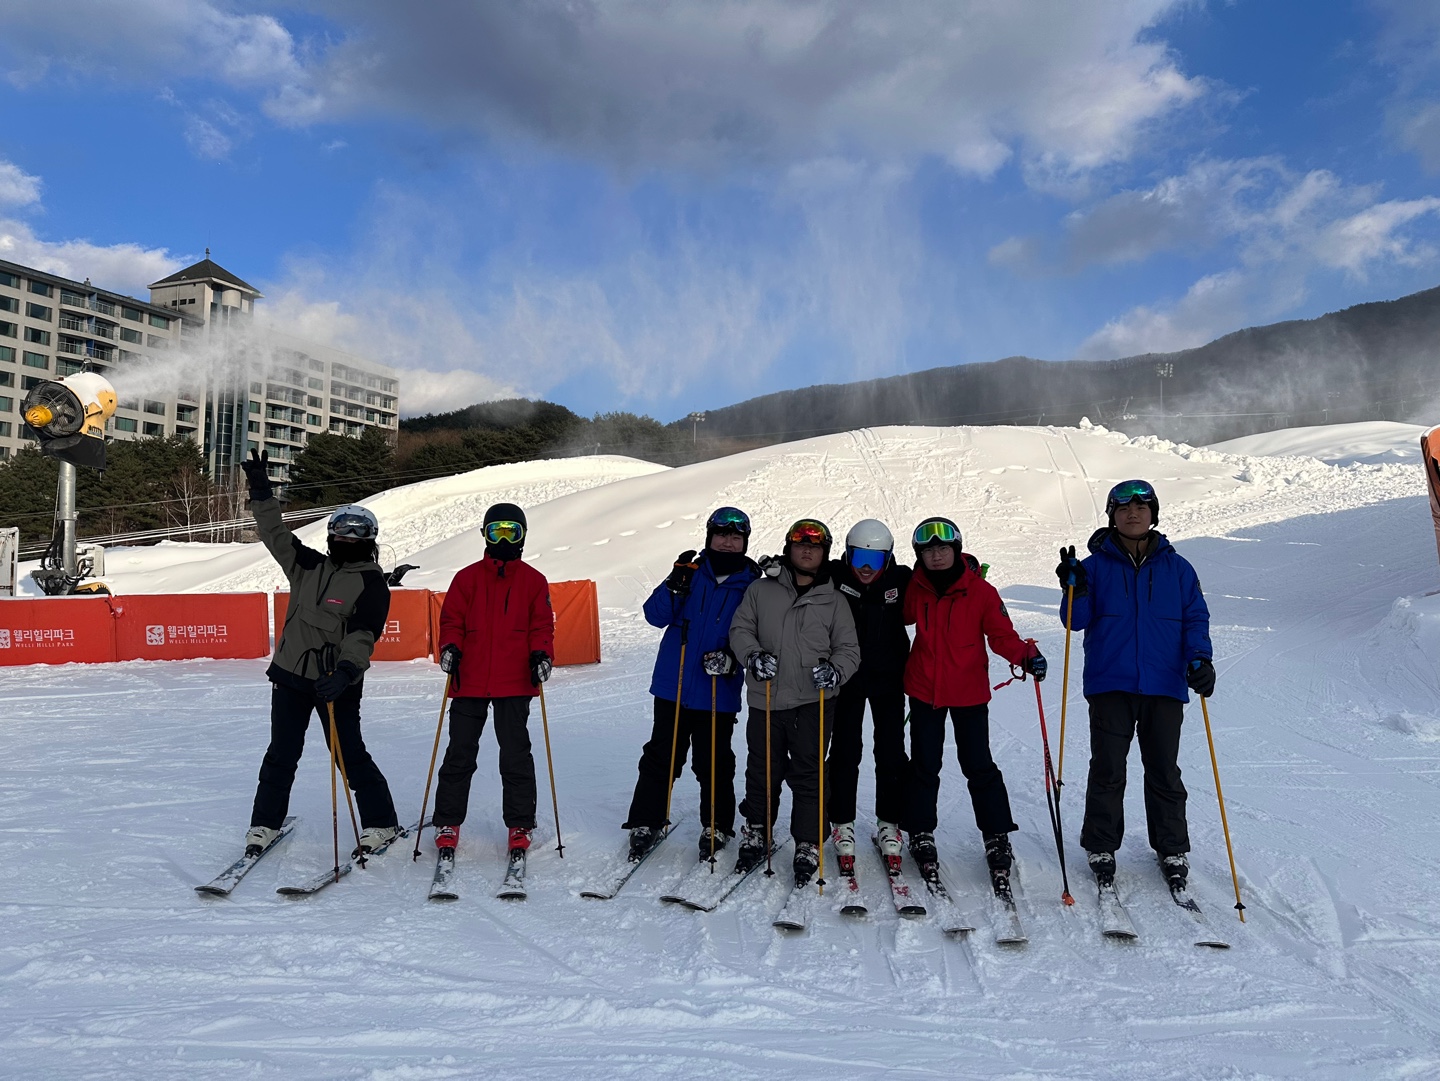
[903,516,1045,898]
[432,502,555,858]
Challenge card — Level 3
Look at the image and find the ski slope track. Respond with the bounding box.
[3,421,1439,1079]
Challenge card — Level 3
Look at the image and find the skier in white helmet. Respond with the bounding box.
[825,519,914,879]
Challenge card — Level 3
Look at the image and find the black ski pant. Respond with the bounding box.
[1080,691,1189,856]
[907,699,1018,837]
[432,696,537,830]
[825,679,909,826]
[738,700,832,846]
[251,681,398,831]
[623,696,737,833]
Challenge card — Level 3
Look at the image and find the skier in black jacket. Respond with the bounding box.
[824,519,913,876]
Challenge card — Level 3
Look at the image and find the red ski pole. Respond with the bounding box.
[1028,640,1074,906]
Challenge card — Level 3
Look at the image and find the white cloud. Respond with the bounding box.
[0,161,41,208]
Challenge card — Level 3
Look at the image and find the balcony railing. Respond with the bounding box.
[57,340,114,362]
[59,293,117,316]
[58,316,115,339]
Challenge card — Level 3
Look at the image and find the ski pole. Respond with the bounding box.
[328,698,340,882]
[663,624,688,830]
[412,673,453,860]
[817,685,826,896]
[537,682,564,857]
[1028,641,1074,906]
[1200,696,1245,922]
[764,679,774,877]
[1058,583,1074,799]
[326,700,366,875]
[708,676,718,872]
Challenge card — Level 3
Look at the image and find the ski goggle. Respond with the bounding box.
[912,519,958,547]
[484,520,525,545]
[1106,479,1156,507]
[848,547,888,574]
[328,512,377,540]
[786,519,831,547]
[707,506,751,535]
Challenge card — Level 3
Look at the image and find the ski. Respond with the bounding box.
[660,837,786,912]
[276,820,418,897]
[988,869,1028,945]
[773,874,821,932]
[1170,884,1231,949]
[194,816,297,896]
[1097,880,1139,940]
[835,863,867,917]
[872,835,926,918]
[917,862,977,935]
[428,848,459,902]
[496,846,528,900]
[579,817,685,901]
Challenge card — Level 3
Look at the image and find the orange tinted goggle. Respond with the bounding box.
[787,520,830,546]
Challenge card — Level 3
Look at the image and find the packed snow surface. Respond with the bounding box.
[1208,420,1427,466]
[3,421,1440,1079]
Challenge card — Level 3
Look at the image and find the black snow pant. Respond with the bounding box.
[907,700,1018,837]
[825,679,910,826]
[432,696,537,830]
[738,701,832,846]
[1080,691,1189,856]
[251,681,399,831]
[623,696,738,833]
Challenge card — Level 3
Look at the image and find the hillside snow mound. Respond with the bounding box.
[1208,420,1426,465]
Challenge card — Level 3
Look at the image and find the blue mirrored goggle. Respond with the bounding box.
[707,506,751,535]
[1107,479,1155,506]
[848,547,888,573]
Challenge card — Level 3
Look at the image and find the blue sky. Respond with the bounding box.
[2,1,1439,420]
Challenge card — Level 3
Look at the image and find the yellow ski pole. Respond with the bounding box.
[326,700,365,875]
[663,627,688,831]
[764,679,774,877]
[537,682,564,857]
[1200,696,1245,923]
[412,673,453,860]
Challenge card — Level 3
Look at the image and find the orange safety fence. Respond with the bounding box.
[115,593,269,661]
[273,588,432,662]
[0,596,119,665]
[428,579,601,667]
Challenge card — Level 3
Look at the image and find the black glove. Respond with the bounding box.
[1055,545,1087,597]
[702,649,737,677]
[757,554,783,578]
[315,661,359,702]
[439,644,462,674]
[666,551,699,594]
[747,651,778,681]
[1186,658,1216,698]
[1024,650,1048,682]
[812,659,840,691]
[242,447,273,502]
[530,650,552,686]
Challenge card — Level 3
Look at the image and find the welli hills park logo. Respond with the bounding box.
[146,624,231,646]
[0,627,77,649]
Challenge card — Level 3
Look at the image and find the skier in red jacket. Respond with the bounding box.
[903,516,1045,897]
[432,502,555,859]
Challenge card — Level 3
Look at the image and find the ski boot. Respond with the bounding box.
[1087,850,1116,888]
[735,822,767,873]
[507,827,533,854]
[793,841,820,887]
[435,826,459,857]
[244,825,279,858]
[831,821,856,875]
[984,832,1013,872]
[877,820,904,875]
[909,830,938,869]
[698,826,731,863]
[1159,852,1189,891]
[628,826,656,863]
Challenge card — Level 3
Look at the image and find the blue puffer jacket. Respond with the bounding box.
[645,553,760,712]
[1062,529,1211,703]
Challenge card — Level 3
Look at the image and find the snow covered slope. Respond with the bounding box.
[1209,420,1427,465]
[3,421,1439,1079]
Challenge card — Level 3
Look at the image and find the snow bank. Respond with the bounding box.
[1208,420,1427,466]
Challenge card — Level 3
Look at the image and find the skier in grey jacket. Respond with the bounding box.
[728,518,861,884]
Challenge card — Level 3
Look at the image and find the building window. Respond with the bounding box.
[143,422,164,437]
[307,377,322,389]
[148,313,169,329]
[247,420,260,433]
[122,305,143,321]
[306,395,321,408]
[0,422,10,438]
[145,335,168,348]
[0,371,10,386]
[0,346,11,362]
[307,414,321,426]
[0,321,15,338]
[28,280,53,297]
[114,416,138,433]
[22,351,48,369]
[56,359,83,376]
[248,401,260,414]
[0,270,17,288]
[0,396,10,412]
[176,405,197,423]
[250,382,262,394]
[0,297,15,313]
[25,303,51,321]
[119,327,142,344]
[21,376,43,391]
[143,400,166,416]
[24,328,50,346]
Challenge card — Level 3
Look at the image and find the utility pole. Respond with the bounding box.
[688,411,707,446]
[1155,363,1174,414]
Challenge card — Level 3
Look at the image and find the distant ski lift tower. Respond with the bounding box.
[1156,363,1174,414]
[689,411,707,445]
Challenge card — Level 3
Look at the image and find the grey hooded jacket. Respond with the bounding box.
[727,563,861,711]
[254,496,390,689]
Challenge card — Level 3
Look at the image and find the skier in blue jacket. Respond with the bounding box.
[623,507,760,863]
[1056,479,1215,893]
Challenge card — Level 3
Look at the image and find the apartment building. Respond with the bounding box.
[0,255,400,487]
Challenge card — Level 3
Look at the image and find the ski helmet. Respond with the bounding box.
[327,505,379,541]
[845,519,893,574]
[784,518,833,557]
[1105,479,1159,526]
[706,506,751,552]
[483,502,527,560]
[911,516,961,557]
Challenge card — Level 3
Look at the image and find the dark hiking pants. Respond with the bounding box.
[433,696,537,830]
[907,700,1018,837]
[623,696,738,833]
[1079,691,1189,856]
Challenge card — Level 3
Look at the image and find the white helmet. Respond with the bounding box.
[327,505,379,541]
[845,519,894,552]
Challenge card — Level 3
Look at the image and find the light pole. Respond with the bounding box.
[1155,363,1174,414]
[688,411,707,446]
